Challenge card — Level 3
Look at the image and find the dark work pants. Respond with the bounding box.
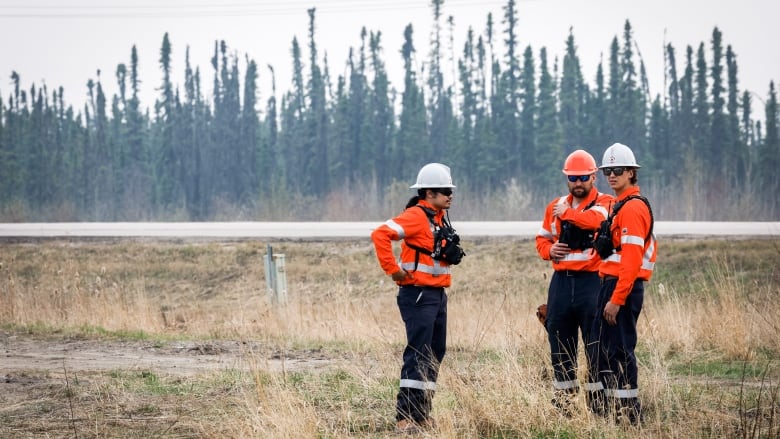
[546,271,600,393]
[587,277,644,415]
[396,285,448,422]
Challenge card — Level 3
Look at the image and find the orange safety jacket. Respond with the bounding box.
[371,199,451,288]
[599,186,657,305]
[536,189,613,272]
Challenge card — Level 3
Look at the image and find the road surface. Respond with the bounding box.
[0,221,778,238]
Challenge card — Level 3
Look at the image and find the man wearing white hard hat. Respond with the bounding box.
[587,143,657,425]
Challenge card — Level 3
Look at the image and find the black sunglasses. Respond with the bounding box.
[433,188,453,196]
[567,175,590,183]
[602,167,627,177]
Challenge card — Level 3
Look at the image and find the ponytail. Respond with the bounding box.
[405,190,428,208]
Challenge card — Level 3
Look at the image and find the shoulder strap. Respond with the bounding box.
[609,195,654,241]
[404,205,438,272]
[416,204,436,221]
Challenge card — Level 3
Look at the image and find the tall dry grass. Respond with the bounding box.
[1,238,778,437]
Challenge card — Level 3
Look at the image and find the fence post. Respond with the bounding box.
[273,252,287,304]
[264,244,287,304]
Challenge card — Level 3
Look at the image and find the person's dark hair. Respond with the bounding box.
[630,169,638,185]
[405,189,429,208]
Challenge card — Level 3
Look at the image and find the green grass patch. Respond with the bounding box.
[108,370,206,396]
[670,356,774,380]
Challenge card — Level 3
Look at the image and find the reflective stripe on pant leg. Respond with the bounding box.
[396,285,444,422]
[571,271,601,392]
[587,279,613,410]
[428,289,447,383]
[596,279,643,419]
[547,272,579,391]
[608,282,643,403]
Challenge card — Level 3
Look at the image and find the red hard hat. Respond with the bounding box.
[562,149,598,175]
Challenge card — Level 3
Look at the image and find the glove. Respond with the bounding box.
[536,304,548,327]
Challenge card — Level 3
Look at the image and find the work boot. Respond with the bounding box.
[614,399,643,426]
[418,417,437,430]
[551,391,577,417]
[586,390,608,417]
[395,419,420,434]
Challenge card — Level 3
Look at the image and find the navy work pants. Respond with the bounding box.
[546,270,600,393]
[396,285,448,423]
[587,277,644,416]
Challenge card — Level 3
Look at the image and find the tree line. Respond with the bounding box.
[1,0,778,221]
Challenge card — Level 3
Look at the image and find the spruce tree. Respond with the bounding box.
[725,45,744,188]
[397,24,429,179]
[559,28,585,153]
[497,0,520,176]
[535,47,562,195]
[518,45,536,176]
[693,42,711,176]
[154,33,177,211]
[305,8,329,196]
[709,27,728,184]
[368,30,394,189]
[760,82,779,212]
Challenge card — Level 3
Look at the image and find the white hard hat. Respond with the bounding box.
[599,142,641,168]
[410,163,456,189]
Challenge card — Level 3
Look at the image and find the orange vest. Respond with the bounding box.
[536,189,613,272]
[598,186,657,305]
[371,200,451,288]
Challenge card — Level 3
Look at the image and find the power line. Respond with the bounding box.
[0,0,509,8]
[0,0,510,19]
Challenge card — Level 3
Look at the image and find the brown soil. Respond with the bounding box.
[0,331,343,437]
[1,331,335,377]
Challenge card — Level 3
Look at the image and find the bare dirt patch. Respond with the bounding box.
[1,332,338,377]
[0,331,347,437]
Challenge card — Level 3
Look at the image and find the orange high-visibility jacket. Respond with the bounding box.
[599,186,657,305]
[536,189,613,272]
[371,200,451,288]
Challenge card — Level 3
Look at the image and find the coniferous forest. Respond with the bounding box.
[1,1,778,221]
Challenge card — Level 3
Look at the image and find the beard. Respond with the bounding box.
[569,185,591,198]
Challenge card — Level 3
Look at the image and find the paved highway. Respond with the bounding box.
[1,221,778,239]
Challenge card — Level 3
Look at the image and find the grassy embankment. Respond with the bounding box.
[1,237,778,437]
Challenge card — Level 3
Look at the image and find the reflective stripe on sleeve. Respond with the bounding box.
[400,379,437,391]
[621,234,645,246]
[385,220,404,238]
[537,228,553,239]
[591,205,609,219]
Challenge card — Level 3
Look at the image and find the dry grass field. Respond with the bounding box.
[1,236,778,438]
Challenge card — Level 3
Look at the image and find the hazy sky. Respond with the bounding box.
[1,0,777,114]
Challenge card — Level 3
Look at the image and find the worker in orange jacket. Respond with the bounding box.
[371,163,462,434]
[535,149,613,415]
[588,142,657,425]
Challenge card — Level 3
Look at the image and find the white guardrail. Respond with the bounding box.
[0,221,778,238]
